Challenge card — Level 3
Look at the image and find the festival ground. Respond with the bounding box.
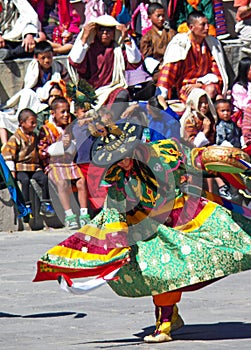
[0,227,250,350]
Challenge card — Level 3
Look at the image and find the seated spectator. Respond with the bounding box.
[29,0,81,55]
[0,0,39,60]
[34,82,66,135]
[180,88,217,147]
[140,2,176,83]
[0,41,68,146]
[180,88,232,200]
[169,0,227,37]
[2,108,55,218]
[231,56,251,127]
[215,99,242,148]
[157,11,228,102]
[234,0,251,45]
[66,79,104,222]
[37,97,87,229]
[68,14,142,114]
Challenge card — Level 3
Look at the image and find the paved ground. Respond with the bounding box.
[0,227,250,350]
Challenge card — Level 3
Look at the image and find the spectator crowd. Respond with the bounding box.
[0,0,251,230]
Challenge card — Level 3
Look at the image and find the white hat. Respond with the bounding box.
[91,15,120,27]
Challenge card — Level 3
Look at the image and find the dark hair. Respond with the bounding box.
[187,11,207,26]
[49,83,63,93]
[50,97,69,111]
[214,98,231,110]
[34,41,53,56]
[147,2,164,16]
[233,56,251,90]
[18,108,37,124]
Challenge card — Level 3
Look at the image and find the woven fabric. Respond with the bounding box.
[34,139,251,298]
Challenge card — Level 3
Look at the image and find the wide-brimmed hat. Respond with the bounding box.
[90,15,122,43]
[91,122,144,167]
[92,14,120,27]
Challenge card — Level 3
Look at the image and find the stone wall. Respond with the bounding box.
[0,188,21,231]
[0,56,68,105]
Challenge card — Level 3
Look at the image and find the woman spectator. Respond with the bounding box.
[231,56,251,126]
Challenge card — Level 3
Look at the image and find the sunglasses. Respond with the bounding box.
[98,26,115,33]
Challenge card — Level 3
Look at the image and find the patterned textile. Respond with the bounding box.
[34,194,251,297]
[1,0,38,41]
[2,128,42,172]
[168,0,216,35]
[34,138,251,298]
[34,207,130,282]
[158,36,223,103]
[38,121,83,181]
[213,0,227,36]
[242,104,251,147]
[109,200,251,297]
[0,1,18,36]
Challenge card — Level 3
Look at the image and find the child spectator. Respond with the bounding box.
[29,0,81,55]
[2,108,55,217]
[140,2,176,82]
[67,81,108,221]
[71,104,95,225]
[215,99,242,148]
[0,41,68,146]
[38,97,86,229]
[35,81,68,135]
[180,88,217,147]
[180,88,232,200]
[0,0,39,60]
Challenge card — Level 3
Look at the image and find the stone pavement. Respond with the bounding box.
[0,228,250,350]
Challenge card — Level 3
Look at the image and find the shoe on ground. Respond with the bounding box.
[144,321,172,343]
[40,202,55,218]
[144,331,172,343]
[218,185,232,200]
[79,214,91,227]
[23,204,32,223]
[65,214,79,230]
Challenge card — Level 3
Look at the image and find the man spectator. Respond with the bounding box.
[0,0,39,60]
[234,0,251,44]
[68,14,142,113]
[157,11,228,103]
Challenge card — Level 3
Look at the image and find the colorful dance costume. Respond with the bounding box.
[34,137,251,342]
